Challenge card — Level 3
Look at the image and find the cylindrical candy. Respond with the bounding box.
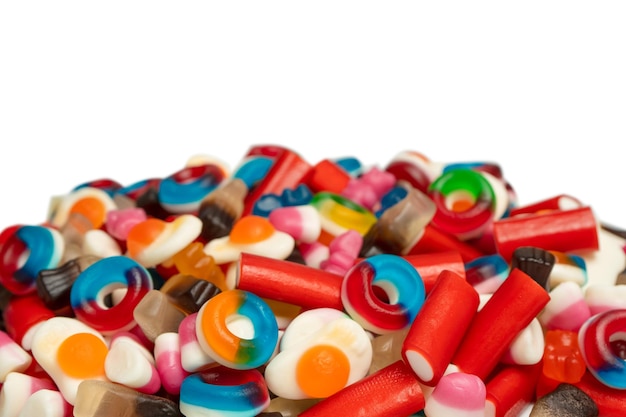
[424,372,487,417]
[402,270,479,386]
[452,268,551,380]
[235,252,344,311]
[299,360,425,417]
[493,206,599,261]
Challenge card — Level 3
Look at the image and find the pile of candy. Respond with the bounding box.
[0,144,625,417]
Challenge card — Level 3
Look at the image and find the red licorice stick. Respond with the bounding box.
[405,224,485,263]
[452,268,551,380]
[299,360,425,417]
[401,251,466,295]
[236,252,344,311]
[493,206,599,261]
[574,370,626,417]
[303,159,351,194]
[508,194,584,217]
[485,364,541,417]
[402,270,479,386]
[242,149,312,216]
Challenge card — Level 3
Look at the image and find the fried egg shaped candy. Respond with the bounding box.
[0,225,64,295]
[30,317,109,405]
[126,214,202,268]
[341,254,425,334]
[180,366,270,417]
[578,308,626,389]
[264,308,372,400]
[195,289,279,370]
[158,163,226,214]
[70,256,153,335]
[49,187,117,229]
[73,379,183,417]
[299,360,425,417]
[204,215,295,265]
[104,332,161,394]
[0,330,32,382]
[0,372,57,417]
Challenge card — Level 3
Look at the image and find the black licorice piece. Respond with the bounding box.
[511,246,555,290]
[159,274,222,315]
[36,255,101,312]
[198,178,247,241]
[530,383,598,417]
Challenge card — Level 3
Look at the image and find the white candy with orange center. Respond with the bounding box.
[30,317,109,405]
[203,215,295,264]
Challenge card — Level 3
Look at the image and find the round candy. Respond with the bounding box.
[0,224,64,295]
[180,366,270,417]
[578,308,626,389]
[195,289,279,370]
[309,192,377,246]
[341,254,425,334]
[70,256,153,334]
[428,168,496,241]
[158,163,226,214]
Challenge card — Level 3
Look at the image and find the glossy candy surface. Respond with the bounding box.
[70,256,153,334]
[195,289,279,369]
[341,254,425,334]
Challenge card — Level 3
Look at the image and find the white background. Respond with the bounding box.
[1,1,625,232]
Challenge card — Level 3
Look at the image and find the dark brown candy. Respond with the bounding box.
[530,383,598,417]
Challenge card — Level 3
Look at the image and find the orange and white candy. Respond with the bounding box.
[203,215,295,265]
[126,214,202,267]
[264,307,372,400]
[30,317,109,405]
[49,187,117,229]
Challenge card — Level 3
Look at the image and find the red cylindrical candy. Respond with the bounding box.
[402,270,479,386]
[236,252,344,311]
[452,268,551,380]
[493,206,599,261]
[299,360,425,417]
